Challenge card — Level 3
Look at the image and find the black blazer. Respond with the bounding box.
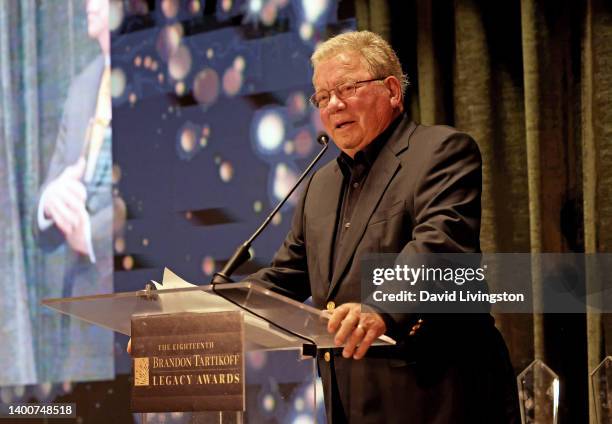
[250,115,519,423]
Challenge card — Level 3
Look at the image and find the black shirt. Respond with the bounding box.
[330,115,403,281]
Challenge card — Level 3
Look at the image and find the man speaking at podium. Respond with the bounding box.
[249,31,519,423]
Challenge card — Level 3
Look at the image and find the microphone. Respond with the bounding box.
[211,133,330,284]
[316,133,329,146]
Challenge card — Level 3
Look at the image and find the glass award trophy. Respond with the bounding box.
[517,359,560,424]
[591,356,612,424]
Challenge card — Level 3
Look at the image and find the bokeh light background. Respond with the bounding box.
[111,0,348,287]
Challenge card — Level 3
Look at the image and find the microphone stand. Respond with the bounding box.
[211,134,330,285]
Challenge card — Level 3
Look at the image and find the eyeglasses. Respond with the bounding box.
[309,77,386,109]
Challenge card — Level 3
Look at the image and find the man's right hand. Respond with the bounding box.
[42,157,88,239]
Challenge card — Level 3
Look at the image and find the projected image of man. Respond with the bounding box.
[33,0,114,381]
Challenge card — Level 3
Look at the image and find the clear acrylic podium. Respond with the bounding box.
[43,281,393,423]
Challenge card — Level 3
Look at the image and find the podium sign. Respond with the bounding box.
[131,311,245,413]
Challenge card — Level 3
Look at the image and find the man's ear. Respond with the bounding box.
[385,76,403,108]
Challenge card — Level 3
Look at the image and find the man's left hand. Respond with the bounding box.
[327,303,386,360]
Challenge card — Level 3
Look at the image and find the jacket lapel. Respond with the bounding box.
[321,163,343,281]
[327,145,401,298]
[315,163,344,287]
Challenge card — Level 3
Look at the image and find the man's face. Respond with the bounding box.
[313,51,399,157]
[86,0,109,40]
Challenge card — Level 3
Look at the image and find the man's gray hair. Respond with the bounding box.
[311,30,409,95]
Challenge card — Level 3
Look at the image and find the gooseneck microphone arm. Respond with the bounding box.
[211,133,330,284]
